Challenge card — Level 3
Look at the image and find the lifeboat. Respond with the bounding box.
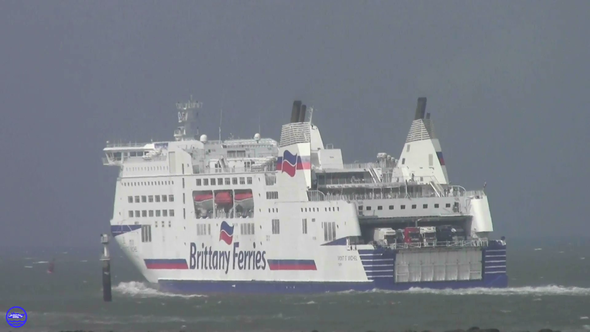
[234,192,254,210]
[215,191,233,205]
[194,192,214,209]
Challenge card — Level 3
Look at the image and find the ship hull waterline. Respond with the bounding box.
[158,274,508,294]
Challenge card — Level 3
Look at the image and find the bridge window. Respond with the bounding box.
[412,204,416,209]
[210,178,216,185]
[272,219,280,234]
[377,206,383,210]
[155,195,160,203]
[142,210,147,217]
[141,225,152,242]
[128,211,133,218]
[163,210,168,217]
[135,210,140,217]
[148,195,153,203]
[169,195,174,202]
[149,210,154,217]
[266,191,279,199]
[389,205,394,210]
[162,195,168,202]
[128,196,133,203]
[225,178,231,185]
[240,177,245,185]
[423,204,428,209]
[196,179,202,186]
[247,177,252,184]
[366,206,371,211]
[434,203,439,208]
[156,210,161,217]
[169,209,175,217]
[203,179,209,186]
[401,205,406,210]
[445,203,451,208]
[232,178,238,185]
[134,196,140,203]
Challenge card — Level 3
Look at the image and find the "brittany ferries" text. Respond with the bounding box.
[188,242,267,274]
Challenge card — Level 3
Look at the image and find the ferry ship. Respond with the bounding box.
[103,96,507,294]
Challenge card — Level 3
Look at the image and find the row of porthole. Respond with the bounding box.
[153,221,172,228]
[122,180,175,186]
[361,202,453,211]
[301,207,340,212]
[125,166,169,171]
[128,194,175,203]
[129,209,175,218]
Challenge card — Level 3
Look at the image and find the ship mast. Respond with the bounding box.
[174,95,202,141]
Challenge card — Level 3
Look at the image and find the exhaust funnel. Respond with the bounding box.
[299,104,307,122]
[414,97,427,120]
[290,100,302,123]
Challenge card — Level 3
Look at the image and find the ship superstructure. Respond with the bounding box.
[102,96,507,294]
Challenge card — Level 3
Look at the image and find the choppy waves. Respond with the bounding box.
[113,281,207,299]
[386,285,590,296]
[113,281,590,299]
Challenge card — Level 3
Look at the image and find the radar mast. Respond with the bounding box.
[174,95,202,141]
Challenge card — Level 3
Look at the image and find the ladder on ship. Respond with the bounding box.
[430,181,444,197]
[368,167,380,183]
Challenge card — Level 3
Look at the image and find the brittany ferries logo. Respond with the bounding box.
[276,150,310,177]
[189,221,267,274]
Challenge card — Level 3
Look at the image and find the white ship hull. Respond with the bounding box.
[104,97,507,294]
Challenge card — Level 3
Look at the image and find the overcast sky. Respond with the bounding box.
[1,0,589,248]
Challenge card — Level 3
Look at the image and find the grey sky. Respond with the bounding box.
[1,1,588,248]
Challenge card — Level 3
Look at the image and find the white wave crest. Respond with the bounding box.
[401,285,590,296]
[113,281,207,299]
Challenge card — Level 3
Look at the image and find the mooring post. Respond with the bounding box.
[100,233,112,302]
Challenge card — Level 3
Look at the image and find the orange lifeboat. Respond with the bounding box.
[234,192,254,210]
[194,193,213,202]
[234,192,253,201]
[215,191,233,205]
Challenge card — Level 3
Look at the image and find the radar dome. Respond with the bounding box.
[254,133,261,141]
[200,134,208,143]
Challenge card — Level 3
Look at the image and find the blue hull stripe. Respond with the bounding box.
[321,237,348,246]
[111,225,141,237]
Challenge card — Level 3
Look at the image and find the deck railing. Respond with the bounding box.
[373,239,489,250]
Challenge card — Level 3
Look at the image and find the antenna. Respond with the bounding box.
[308,106,315,125]
[258,109,261,135]
[219,89,226,142]
[219,106,223,142]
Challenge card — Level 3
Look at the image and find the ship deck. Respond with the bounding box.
[358,214,470,227]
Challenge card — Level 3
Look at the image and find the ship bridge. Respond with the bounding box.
[102,142,169,166]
